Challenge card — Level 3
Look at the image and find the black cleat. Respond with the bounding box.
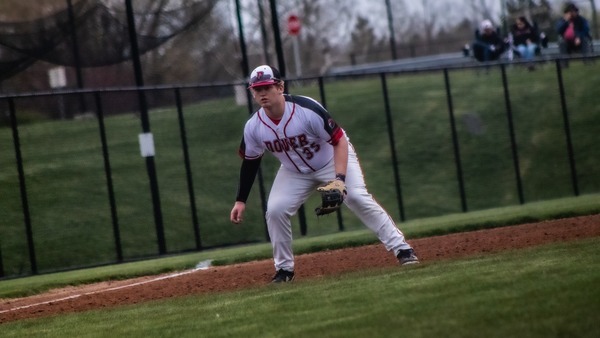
[271,269,295,283]
[397,248,419,265]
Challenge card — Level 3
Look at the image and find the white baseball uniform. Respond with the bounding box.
[239,94,412,272]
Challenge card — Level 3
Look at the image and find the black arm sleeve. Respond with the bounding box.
[235,157,262,203]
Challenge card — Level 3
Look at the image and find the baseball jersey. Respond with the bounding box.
[239,94,344,174]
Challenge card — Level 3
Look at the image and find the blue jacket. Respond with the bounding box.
[556,15,590,39]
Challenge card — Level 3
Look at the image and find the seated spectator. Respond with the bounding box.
[510,17,539,61]
[556,2,592,56]
[472,20,507,62]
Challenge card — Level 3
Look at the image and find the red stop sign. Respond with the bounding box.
[287,14,301,36]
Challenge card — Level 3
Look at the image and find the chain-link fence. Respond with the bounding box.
[1,55,599,278]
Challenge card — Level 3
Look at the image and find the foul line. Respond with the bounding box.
[0,268,202,314]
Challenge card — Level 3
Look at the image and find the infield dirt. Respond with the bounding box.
[1,214,599,323]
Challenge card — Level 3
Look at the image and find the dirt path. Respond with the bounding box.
[1,214,599,324]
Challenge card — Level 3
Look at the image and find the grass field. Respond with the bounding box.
[1,237,598,337]
[0,193,598,300]
[0,60,599,277]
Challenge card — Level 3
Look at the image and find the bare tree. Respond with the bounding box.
[0,0,228,91]
[349,16,388,64]
[277,0,355,75]
[141,1,241,85]
[0,0,66,21]
[465,0,502,25]
[414,0,455,53]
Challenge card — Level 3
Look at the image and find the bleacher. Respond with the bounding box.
[327,40,600,76]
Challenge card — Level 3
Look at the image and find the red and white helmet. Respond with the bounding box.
[248,65,282,88]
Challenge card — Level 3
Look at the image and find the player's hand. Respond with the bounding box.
[230,201,246,224]
[315,179,346,216]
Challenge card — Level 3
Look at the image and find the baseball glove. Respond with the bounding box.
[315,180,346,216]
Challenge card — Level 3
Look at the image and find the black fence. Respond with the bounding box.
[1,55,599,279]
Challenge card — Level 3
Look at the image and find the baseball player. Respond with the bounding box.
[230,65,418,283]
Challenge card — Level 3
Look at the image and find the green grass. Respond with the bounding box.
[0,193,598,299]
[0,60,599,277]
[2,238,598,337]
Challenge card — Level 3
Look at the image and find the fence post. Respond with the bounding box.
[0,242,4,278]
[443,69,468,212]
[8,98,38,274]
[94,92,123,262]
[384,0,398,60]
[380,73,406,221]
[125,0,166,254]
[555,60,579,196]
[318,77,345,231]
[236,0,270,241]
[500,64,525,204]
[174,88,202,250]
[267,0,308,235]
[66,0,86,113]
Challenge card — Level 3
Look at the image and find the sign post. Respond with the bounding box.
[287,14,302,77]
[48,66,67,119]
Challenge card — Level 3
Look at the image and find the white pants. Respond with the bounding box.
[266,144,412,271]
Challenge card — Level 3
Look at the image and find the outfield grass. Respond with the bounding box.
[0,60,598,277]
[1,238,598,337]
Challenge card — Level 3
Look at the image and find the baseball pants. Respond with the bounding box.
[266,144,412,272]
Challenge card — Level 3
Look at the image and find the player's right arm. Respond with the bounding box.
[231,156,262,223]
[231,132,263,224]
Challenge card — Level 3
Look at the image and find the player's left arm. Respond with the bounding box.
[314,132,348,216]
[314,111,347,180]
[332,134,348,180]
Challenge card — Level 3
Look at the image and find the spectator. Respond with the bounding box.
[510,16,540,70]
[556,2,591,56]
[472,20,507,62]
[511,17,539,61]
